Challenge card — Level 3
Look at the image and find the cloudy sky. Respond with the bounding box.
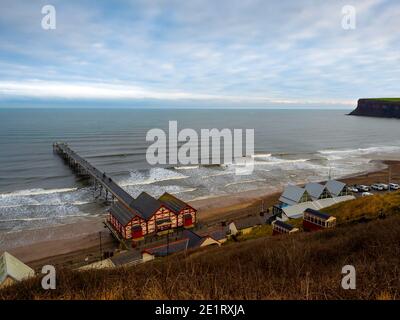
[0,0,399,108]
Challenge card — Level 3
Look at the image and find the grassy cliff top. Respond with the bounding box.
[365,98,400,102]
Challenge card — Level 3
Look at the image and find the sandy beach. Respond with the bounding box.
[1,159,399,269]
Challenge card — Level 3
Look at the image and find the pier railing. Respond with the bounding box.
[53,142,135,207]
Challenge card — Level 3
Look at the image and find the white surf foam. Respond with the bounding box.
[119,168,189,187]
[0,187,78,198]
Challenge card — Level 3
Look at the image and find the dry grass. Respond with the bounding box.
[323,191,400,223]
[1,213,399,300]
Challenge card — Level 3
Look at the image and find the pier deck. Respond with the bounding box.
[53,142,134,207]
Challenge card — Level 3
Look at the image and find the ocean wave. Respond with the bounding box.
[251,153,272,159]
[173,188,197,194]
[224,179,266,187]
[173,165,200,170]
[119,168,189,186]
[319,146,400,160]
[0,200,92,209]
[0,187,78,198]
[0,213,92,223]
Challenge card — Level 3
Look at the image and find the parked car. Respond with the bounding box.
[348,186,358,193]
[378,183,389,190]
[389,183,400,190]
[371,184,384,191]
[357,185,370,192]
[362,192,373,197]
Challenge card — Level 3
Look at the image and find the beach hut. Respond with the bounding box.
[272,220,299,235]
[0,252,35,289]
[303,208,337,232]
[158,192,197,228]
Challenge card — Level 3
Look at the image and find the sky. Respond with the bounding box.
[0,0,399,108]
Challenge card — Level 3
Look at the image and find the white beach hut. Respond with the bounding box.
[0,251,35,288]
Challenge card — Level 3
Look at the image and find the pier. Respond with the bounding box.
[53,142,134,206]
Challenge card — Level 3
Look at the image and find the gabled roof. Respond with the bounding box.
[199,228,228,241]
[129,192,163,220]
[305,182,329,200]
[0,252,35,285]
[158,192,193,213]
[279,185,307,205]
[273,220,296,231]
[110,202,135,226]
[182,230,206,248]
[143,239,189,257]
[304,208,332,220]
[233,215,265,230]
[325,180,346,197]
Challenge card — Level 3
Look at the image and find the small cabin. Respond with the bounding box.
[272,220,299,235]
[303,208,336,231]
[0,252,35,289]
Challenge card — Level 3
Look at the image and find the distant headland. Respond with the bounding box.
[349,98,400,118]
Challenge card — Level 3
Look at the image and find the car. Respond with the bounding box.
[362,192,373,197]
[389,183,399,190]
[357,185,370,192]
[348,186,358,193]
[371,184,384,191]
[378,183,389,190]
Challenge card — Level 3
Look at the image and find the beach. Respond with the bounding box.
[2,159,399,270]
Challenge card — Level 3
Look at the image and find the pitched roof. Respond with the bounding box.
[304,182,325,200]
[273,220,296,231]
[143,239,189,257]
[110,202,135,226]
[279,185,307,205]
[282,195,355,219]
[0,252,35,285]
[199,228,228,241]
[234,215,265,230]
[304,208,332,220]
[129,192,162,220]
[158,192,192,213]
[182,230,206,248]
[325,180,346,197]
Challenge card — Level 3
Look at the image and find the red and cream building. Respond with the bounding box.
[107,192,197,240]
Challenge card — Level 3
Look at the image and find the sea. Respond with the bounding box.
[1,108,400,234]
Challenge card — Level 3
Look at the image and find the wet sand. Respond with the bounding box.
[1,159,399,269]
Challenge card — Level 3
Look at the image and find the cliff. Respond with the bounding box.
[349,98,400,118]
